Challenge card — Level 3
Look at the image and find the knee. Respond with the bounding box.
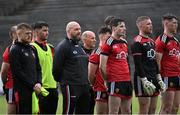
[171,104,180,113]
[121,108,131,114]
[148,107,156,114]
[139,103,149,114]
[162,104,172,114]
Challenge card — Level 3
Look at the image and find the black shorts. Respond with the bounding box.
[4,88,15,103]
[134,76,160,97]
[94,91,108,102]
[162,76,180,91]
[107,81,132,99]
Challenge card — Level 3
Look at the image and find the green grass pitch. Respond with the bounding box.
[0,94,179,114]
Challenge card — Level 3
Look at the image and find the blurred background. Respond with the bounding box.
[1,0,180,73]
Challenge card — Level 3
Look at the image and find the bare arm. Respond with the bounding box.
[156,52,163,72]
[99,55,108,81]
[0,62,9,85]
[88,62,98,85]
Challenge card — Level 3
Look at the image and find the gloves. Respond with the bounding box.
[141,77,156,95]
[156,74,167,92]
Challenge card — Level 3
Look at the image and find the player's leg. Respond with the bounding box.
[138,97,150,114]
[95,91,108,114]
[148,96,158,114]
[5,88,16,114]
[107,82,121,114]
[120,81,132,114]
[121,98,131,114]
[171,90,180,114]
[96,101,108,114]
[160,91,174,114]
[108,95,121,114]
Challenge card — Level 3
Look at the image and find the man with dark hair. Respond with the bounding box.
[88,26,111,114]
[155,13,180,114]
[9,23,42,113]
[0,25,17,114]
[31,21,58,114]
[104,16,115,29]
[99,18,132,114]
[131,16,166,114]
[53,21,90,114]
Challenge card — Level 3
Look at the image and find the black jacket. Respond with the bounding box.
[9,42,41,91]
[53,37,89,85]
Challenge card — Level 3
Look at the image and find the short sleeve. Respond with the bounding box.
[2,47,9,63]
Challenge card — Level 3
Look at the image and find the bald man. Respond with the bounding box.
[53,21,91,114]
[81,31,96,55]
[81,31,96,114]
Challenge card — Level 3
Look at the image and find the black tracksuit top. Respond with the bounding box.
[9,42,41,91]
[53,37,89,85]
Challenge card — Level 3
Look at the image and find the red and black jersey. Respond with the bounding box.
[2,46,13,89]
[101,37,131,82]
[89,47,107,91]
[131,35,158,78]
[155,34,180,77]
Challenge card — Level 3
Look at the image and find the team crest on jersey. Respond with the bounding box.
[116,51,127,59]
[169,48,179,57]
[73,50,78,54]
[24,52,29,56]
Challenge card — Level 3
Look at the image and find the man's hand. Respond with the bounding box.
[141,77,156,95]
[156,74,167,92]
[33,83,41,94]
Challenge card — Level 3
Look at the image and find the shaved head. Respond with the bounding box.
[81,31,95,41]
[66,21,81,40]
[66,21,80,32]
[81,30,96,49]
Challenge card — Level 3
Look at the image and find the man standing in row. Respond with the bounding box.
[131,16,166,114]
[0,25,17,114]
[88,26,111,114]
[156,13,180,114]
[53,21,91,114]
[32,21,58,114]
[100,18,132,114]
[81,30,96,114]
[9,23,42,113]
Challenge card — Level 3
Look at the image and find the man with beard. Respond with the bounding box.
[100,18,132,114]
[53,21,91,114]
[155,14,180,114]
[131,16,166,114]
[31,21,58,114]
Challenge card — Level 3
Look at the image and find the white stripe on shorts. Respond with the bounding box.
[164,77,168,87]
[137,76,142,96]
[110,82,115,95]
[96,91,101,100]
[8,88,13,103]
[66,85,70,114]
